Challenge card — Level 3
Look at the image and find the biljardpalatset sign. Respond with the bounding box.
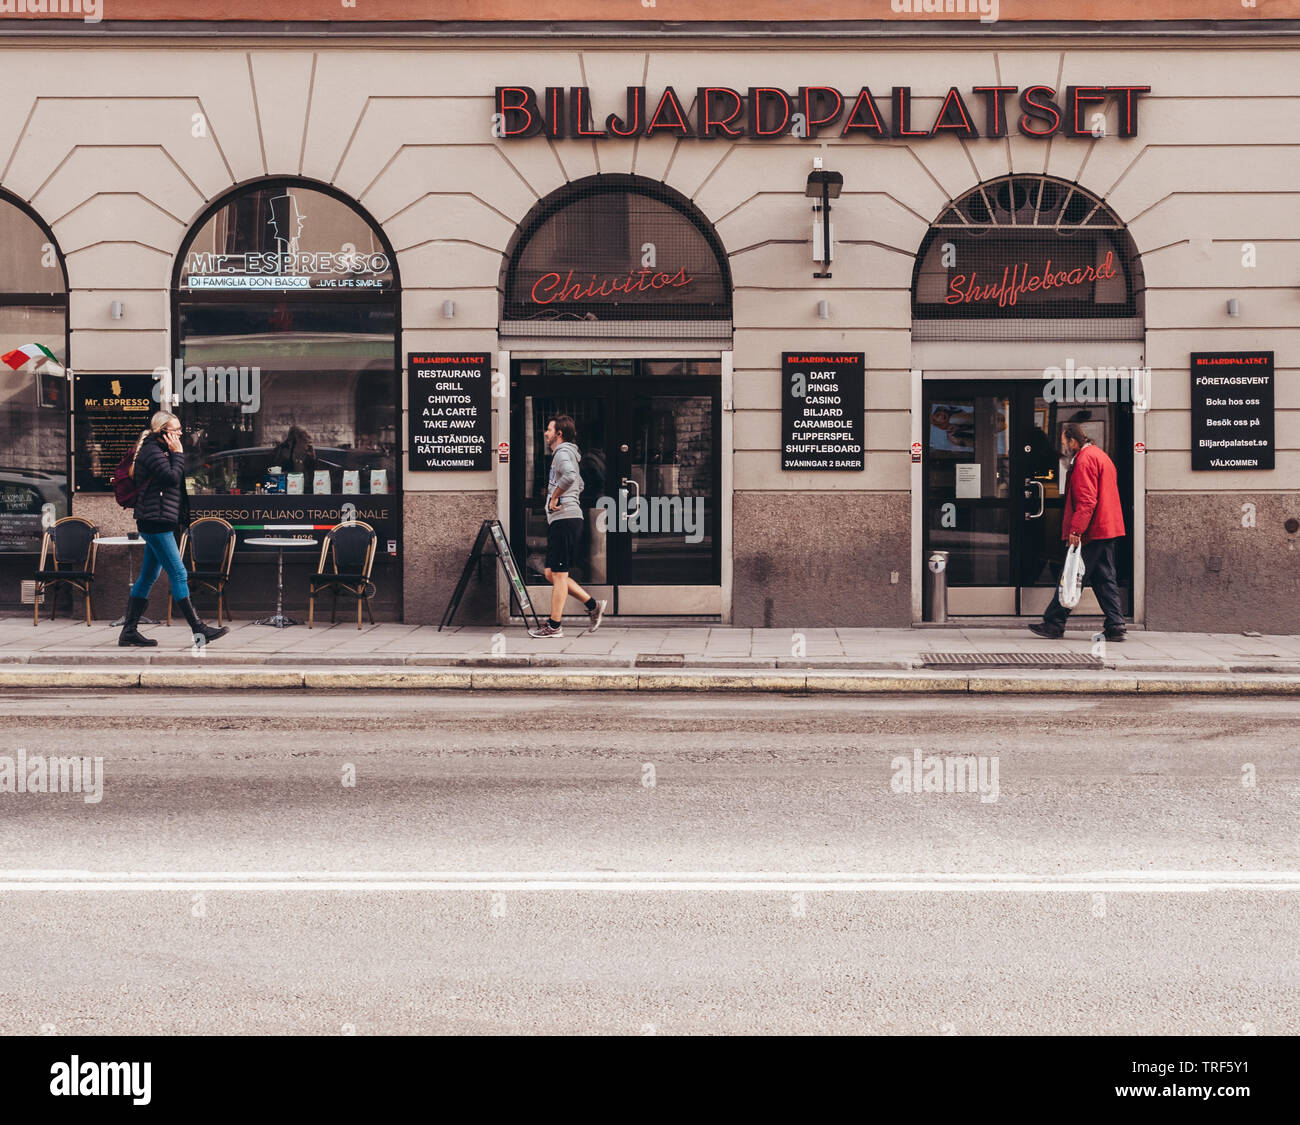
[495,84,1149,141]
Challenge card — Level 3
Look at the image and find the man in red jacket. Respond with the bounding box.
[1029,422,1127,641]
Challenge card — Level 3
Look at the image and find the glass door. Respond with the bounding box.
[923,384,1016,613]
[1015,385,1134,618]
[923,380,1133,617]
[511,359,721,616]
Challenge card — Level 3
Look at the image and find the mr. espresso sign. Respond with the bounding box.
[495,84,1149,141]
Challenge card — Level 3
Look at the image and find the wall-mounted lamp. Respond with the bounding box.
[442,299,456,319]
[805,156,843,280]
[817,299,831,320]
[109,300,124,320]
[1226,298,1240,318]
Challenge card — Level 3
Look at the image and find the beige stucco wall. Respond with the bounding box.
[0,30,1296,623]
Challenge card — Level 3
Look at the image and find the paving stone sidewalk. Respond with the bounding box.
[4,616,1300,676]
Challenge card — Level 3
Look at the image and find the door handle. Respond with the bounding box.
[620,476,641,512]
[1024,479,1045,519]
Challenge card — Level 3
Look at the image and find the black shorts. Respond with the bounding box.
[545,517,584,573]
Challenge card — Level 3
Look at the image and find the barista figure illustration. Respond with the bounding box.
[268,192,305,258]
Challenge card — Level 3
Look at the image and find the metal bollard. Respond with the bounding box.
[924,550,949,623]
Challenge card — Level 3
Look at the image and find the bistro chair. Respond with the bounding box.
[32,516,99,626]
[167,517,237,628]
[308,520,378,629]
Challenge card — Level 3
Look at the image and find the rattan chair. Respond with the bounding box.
[32,516,99,626]
[308,520,377,629]
[167,517,236,627]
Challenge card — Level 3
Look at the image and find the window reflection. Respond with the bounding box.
[175,186,397,500]
[0,195,68,554]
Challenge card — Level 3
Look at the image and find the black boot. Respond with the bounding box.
[177,597,228,644]
[118,596,158,647]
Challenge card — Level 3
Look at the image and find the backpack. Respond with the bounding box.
[113,447,141,509]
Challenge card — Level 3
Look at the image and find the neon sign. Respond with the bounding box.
[495,85,1149,141]
[529,267,694,305]
[945,251,1118,309]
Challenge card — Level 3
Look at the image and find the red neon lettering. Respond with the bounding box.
[699,87,744,138]
[497,87,538,137]
[930,87,978,138]
[1106,85,1150,137]
[944,253,1117,307]
[749,87,792,138]
[1018,86,1061,138]
[841,88,887,137]
[530,267,694,305]
[646,88,694,137]
[891,87,929,138]
[800,86,843,136]
[606,87,644,137]
[972,85,1016,138]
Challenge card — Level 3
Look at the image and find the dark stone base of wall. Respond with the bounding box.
[732,491,911,627]
[1146,493,1300,634]
[403,491,500,626]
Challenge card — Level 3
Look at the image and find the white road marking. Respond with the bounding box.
[1,871,1297,893]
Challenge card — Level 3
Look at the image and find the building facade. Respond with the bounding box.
[0,2,1296,631]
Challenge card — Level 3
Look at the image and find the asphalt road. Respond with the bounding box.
[0,691,1296,1035]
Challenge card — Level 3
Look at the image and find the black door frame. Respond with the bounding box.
[509,360,722,612]
[922,378,1134,616]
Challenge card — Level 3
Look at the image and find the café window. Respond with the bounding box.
[501,175,732,337]
[912,175,1144,342]
[0,193,68,554]
[174,181,398,500]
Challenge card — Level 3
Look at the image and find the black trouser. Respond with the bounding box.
[1043,536,1125,631]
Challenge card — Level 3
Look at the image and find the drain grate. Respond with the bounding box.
[635,654,686,668]
[922,652,1104,668]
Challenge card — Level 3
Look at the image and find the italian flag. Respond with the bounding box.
[2,342,57,370]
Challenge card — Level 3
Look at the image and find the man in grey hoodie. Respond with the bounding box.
[531,414,605,638]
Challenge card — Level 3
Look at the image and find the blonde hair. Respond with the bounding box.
[131,410,179,463]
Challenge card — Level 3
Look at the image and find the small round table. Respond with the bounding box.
[97,536,161,626]
[244,536,317,628]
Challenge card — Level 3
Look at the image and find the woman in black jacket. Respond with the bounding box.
[118,411,228,647]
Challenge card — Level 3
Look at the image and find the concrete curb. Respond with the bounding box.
[2,666,1300,695]
[3,651,1298,677]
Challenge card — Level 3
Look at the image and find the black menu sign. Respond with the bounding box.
[1191,352,1274,471]
[781,352,865,471]
[408,352,491,471]
[74,373,157,492]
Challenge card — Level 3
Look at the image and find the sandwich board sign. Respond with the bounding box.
[440,519,539,631]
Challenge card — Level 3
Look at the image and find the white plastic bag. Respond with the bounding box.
[1058,544,1086,609]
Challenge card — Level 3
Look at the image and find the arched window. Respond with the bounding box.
[502,175,731,336]
[0,193,68,555]
[175,180,398,495]
[912,175,1144,341]
[174,180,401,612]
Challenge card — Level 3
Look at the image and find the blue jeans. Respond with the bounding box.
[130,531,190,601]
